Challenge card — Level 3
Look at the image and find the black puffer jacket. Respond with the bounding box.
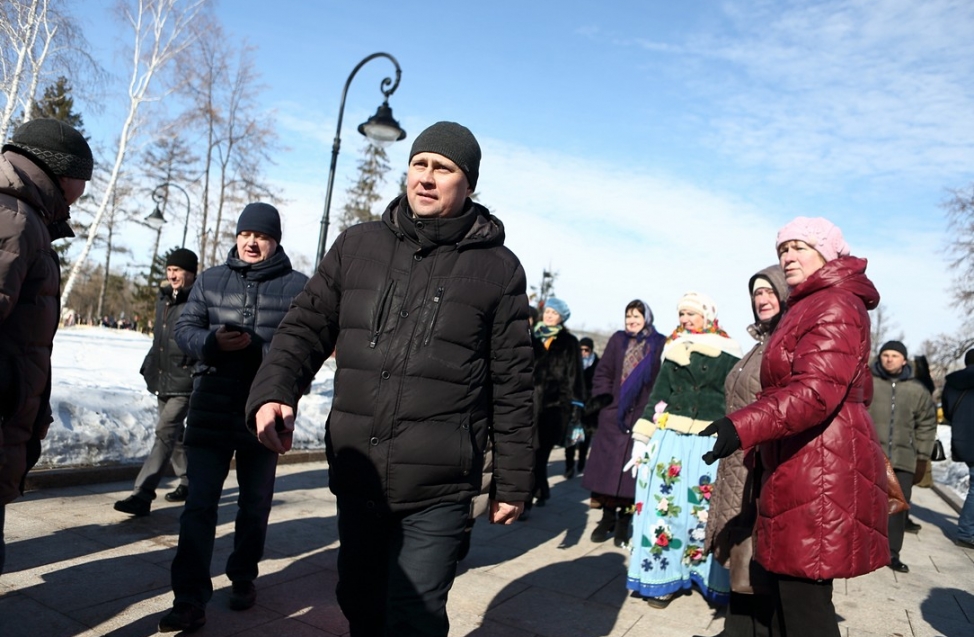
[944,365,974,464]
[245,195,535,513]
[175,246,308,443]
[140,285,196,397]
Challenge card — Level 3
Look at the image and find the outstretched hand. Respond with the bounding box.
[701,417,740,465]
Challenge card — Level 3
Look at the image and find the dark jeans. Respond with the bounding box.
[170,435,278,608]
[770,573,840,637]
[533,407,565,501]
[336,499,469,637]
[888,468,914,561]
[133,396,189,500]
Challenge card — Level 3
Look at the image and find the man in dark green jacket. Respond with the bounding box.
[867,340,937,573]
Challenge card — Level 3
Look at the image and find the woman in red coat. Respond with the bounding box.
[701,217,888,637]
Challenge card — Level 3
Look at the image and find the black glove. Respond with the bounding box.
[584,393,613,418]
[701,417,740,465]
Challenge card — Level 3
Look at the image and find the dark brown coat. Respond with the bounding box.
[705,265,788,592]
[0,151,68,505]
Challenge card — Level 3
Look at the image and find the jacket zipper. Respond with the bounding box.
[423,286,444,346]
[369,280,396,349]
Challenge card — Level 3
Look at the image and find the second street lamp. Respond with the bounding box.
[316,52,407,264]
[151,182,192,249]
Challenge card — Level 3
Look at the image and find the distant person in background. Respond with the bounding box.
[867,340,937,573]
[704,266,788,637]
[114,249,199,517]
[564,336,598,479]
[528,297,585,514]
[0,118,93,576]
[943,349,974,550]
[582,299,664,547]
[157,203,307,632]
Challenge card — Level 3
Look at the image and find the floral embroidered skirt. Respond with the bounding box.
[626,428,730,604]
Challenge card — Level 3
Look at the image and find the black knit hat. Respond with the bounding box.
[166,248,198,273]
[3,118,93,180]
[409,121,481,189]
[236,202,281,242]
[880,340,908,359]
[579,337,595,349]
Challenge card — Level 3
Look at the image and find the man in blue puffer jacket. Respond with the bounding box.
[158,203,308,633]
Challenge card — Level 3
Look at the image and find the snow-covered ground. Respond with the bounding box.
[42,326,332,468]
[41,327,971,504]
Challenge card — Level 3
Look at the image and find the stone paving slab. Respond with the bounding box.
[1,458,972,636]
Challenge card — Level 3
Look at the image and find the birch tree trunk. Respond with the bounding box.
[60,0,207,307]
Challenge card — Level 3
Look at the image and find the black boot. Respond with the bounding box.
[614,512,632,548]
[590,507,616,543]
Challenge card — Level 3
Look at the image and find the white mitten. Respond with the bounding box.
[622,439,650,478]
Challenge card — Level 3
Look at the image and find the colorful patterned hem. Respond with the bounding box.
[626,571,730,606]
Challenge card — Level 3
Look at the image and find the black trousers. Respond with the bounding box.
[170,436,278,608]
[770,573,840,637]
[564,437,590,473]
[723,591,773,637]
[533,406,566,501]
[336,499,469,637]
[888,468,914,561]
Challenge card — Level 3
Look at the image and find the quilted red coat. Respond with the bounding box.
[729,256,889,581]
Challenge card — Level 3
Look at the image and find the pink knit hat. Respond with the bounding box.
[775,216,850,262]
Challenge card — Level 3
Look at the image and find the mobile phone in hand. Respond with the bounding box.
[223,322,245,333]
[275,414,293,452]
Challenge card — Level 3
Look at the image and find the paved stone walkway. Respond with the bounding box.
[1,460,971,636]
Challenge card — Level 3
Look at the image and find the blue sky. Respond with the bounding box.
[73,0,974,350]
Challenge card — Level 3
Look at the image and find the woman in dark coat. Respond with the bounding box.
[703,217,888,637]
[528,297,585,512]
[582,300,664,547]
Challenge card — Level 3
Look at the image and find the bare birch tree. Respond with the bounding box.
[60,0,208,307]
[0,0,101,139]
[1,0,55,137]
[176,19,279,269]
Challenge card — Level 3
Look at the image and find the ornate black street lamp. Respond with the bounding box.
[316,52,407,264]
[149,182,192,248]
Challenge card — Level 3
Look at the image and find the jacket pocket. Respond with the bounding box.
[423,286,444,346]
[369,279,397,349]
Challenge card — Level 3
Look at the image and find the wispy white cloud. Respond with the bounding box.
[628,0,974,184]
[270,130,955,345]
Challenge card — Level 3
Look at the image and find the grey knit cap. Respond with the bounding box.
[409,121,481,189]
[3,118,93,180]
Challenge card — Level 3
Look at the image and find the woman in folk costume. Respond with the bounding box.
[582,300,665,548]
[625,292,741,608]
[527,297,585,514]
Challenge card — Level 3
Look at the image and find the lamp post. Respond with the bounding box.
[143,195,167,288]
[151,182,192,248]
[316,52,407,264]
